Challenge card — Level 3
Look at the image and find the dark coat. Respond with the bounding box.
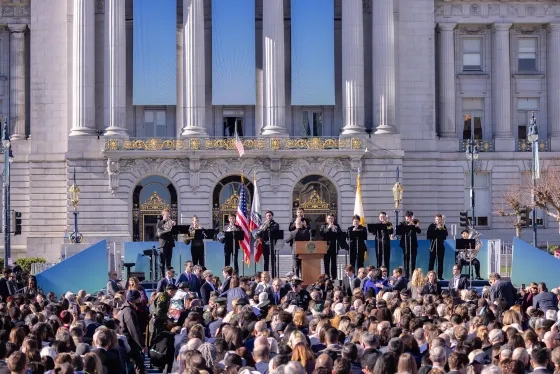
[489,280,518,308]
[533,291,558,313]
[200,281,216,306]
[156,278,176,293]
[342,276,362,296]
[421,282,442,296]
[397,222,421,249]
[117,302,144,348]
[382,276,408,292]
[92,347,125,374]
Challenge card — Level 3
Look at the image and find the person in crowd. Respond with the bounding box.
[421,270,442,296]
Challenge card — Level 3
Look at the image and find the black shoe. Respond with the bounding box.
[475,276,483,280]
[438,277,445,281]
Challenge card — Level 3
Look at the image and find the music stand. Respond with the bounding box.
[142,246,159,282]
[195,229,215,268]
[348,230,367,268]
[173,224,190,236]
[272,230,284,279]
[456,238,476,288]
[396,225,417,275]
[369,223,388,267]
[224,230,244,273]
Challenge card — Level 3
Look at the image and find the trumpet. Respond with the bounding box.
[411,218,420,226]
[252,220,270,239]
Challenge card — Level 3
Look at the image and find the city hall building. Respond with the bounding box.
[0,0,559,262]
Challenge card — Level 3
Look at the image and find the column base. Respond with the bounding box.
[69,127,97,137]
[10,134,26,141]
[104,126,129,138]
[494,137,515,152]
[374,125,398,135]
[181,126,208,137]
[550,136,560,151]
[261,126,288,137]
[340,126,366,136]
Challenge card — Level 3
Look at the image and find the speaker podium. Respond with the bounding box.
[294,240,327,285]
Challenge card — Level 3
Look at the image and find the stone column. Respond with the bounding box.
[439,23,457,138]
[70,0,96,136]
[373,0,397,134]
[493,23,513,140]
[176,26,184,137]
[341,0,365,135]
[8,24,26,140]
[181,0,208,136]
[549,24,560,149]
[261,0,287,136]
[104,0,128,137]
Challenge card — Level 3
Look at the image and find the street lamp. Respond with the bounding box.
[528,111,539,246]
[2,119,11,267]
[393,167,403,225]
[465,132,479,227]
[68,168,83,243]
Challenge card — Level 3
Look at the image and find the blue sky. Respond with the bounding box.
[291,0,335,105]
[133,0,177,106]
[212,0,256,105]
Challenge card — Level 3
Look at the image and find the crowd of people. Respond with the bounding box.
[0,260,558,374]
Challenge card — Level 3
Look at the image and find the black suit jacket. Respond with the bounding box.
[286,228,311,247]
[383,277,408,292]
[156,278,176,293]
[421,282,442,296]
[157,219,175,249]
[529,369,553,374]
[200,281,216,306]
[397,222,421,249]
[289,217,311,231]
[223,224,241,253]
[490,280,518,308]
[342,276,362,296]
[320,224,342,254]
[449,275,469,291]
[533,291,558,312]
[268,286,288,305]
[93,348,125,374]
[219,276,232,294]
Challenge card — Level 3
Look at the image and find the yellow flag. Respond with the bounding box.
[354,173,367,260]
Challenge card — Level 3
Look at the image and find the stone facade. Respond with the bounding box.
[0,0,557,262]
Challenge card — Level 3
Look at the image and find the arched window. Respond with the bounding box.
[212,176,254,229]
[292,175,338,234]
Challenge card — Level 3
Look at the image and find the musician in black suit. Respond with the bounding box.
[200,270,217,306]
[348,215,368,270]
[342,265,361,296]
[374,212,394,269]
[185,216,205,267]
[319,214,341,280]
[397,211,421,278]
[427,213,448,280]
[457,230,483,280]
[448,264,469,293]
[221,214,241,274]
[157,208,176,277]
[286,218,312,277]
[289,208,311,232]
[256,211,280,277]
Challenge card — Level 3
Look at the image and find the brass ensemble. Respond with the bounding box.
[183,225,197,245]
[157,218,176,238]
[411,218,420,226]
[253,220,270,239]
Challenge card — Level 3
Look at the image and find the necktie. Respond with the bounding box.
[275,292,280,304]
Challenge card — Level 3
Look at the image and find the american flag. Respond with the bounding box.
[235,125,245,158]
[236,183,251,266]
[250,175,262,262]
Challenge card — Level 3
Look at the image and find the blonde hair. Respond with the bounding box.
[425,270,437,283]
[411,268,425,288]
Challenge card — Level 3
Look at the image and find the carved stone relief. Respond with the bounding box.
[488,4,500,16]
[451,5,463,16]
[460,25,486,35]
[514,25,538,34]
[435,5,443,16]
[96,0,105,14]
[525,5,536,16]
[362,0,371,14]
[470,4,481,17]
[507,5,519,17]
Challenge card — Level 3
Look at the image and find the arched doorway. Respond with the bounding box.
[132,176,178,241]
[212,176,254,230]
[292,175,338,235]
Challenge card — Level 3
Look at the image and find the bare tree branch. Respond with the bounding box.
[493,180,531,238]
[533,170,560,223]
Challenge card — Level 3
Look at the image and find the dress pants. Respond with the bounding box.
[263,243,276,277]
[428,240,445,278]
[357,246,365,269]
[323,250,337,279]
[191,245,204,267]
[349,246,357,270]
[376,240,391,269]
[224,248,239,274]
[459,258,481,278]
[159,243,174,277]
[402,246,417,278]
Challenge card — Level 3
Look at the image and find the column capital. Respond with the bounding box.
[493,23,512,32]
[438,23,457,32]
[549,23,560,32]
[8,24,27,33]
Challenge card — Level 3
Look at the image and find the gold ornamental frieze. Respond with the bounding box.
[140,192,170,212]
[300,190,330,210]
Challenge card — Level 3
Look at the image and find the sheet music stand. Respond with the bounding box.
[194,229,215,267]
[368,223,387,234]
[224,231,244,272]
[272,230,284,279]
[142,246,159,282]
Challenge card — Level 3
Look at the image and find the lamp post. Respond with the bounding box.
[465,130,479,227]
[68,168,83,243]
[392,167,403,225]
[528,111,539,246]
[2,120,12,267]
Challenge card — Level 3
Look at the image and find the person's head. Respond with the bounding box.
[461,229,469,239]
[222,266,233,278]
[405,211,414,222]
[326,214,335,225]
[512,347,529,367]
[448,352,468,372]
[8,351,27,374]
[161,208,170,219]
[352,215,361,227]
[426,270,437,284]
[488,272,501,286]
[296,208,305,218]
[315,353,333,371]
[453,264,461,277]
[372,352,397,374]
[392,267,403,279]
[127,277,140,290]
[429,346,447,366]
[191,215,199,226]
[332,357,351,374]
[378,212,387,223]
[265,211,274,221]
[344,265,354,277]
[82,353,102,374]
[272,278,282,292]
[107,271,118,281]
[185,261,193,273]
[203,270,214,284]
[228,214,236,225]
[435,214,443,225]
[531,347,549,369]
[361,353,379,374]
[165,267,175,279]
[538,282,548,293]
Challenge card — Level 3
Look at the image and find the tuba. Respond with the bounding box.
[458,226,483,261]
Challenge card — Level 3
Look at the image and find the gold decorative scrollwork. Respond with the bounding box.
[300,190,329,210]
[220,192,240,211]
[107,139,119,151]
[140,192,169,211]
[123,139,184,151]
[190,138,201,150]
[271,138,281,150]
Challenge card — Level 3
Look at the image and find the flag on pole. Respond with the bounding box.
[236,180,251,266]
[250,174,263,262]
[234,122,245,158]
[534,145,541,179]
[354,171,367,260]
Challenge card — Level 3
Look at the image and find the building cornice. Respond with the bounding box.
[435,2,560,24]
